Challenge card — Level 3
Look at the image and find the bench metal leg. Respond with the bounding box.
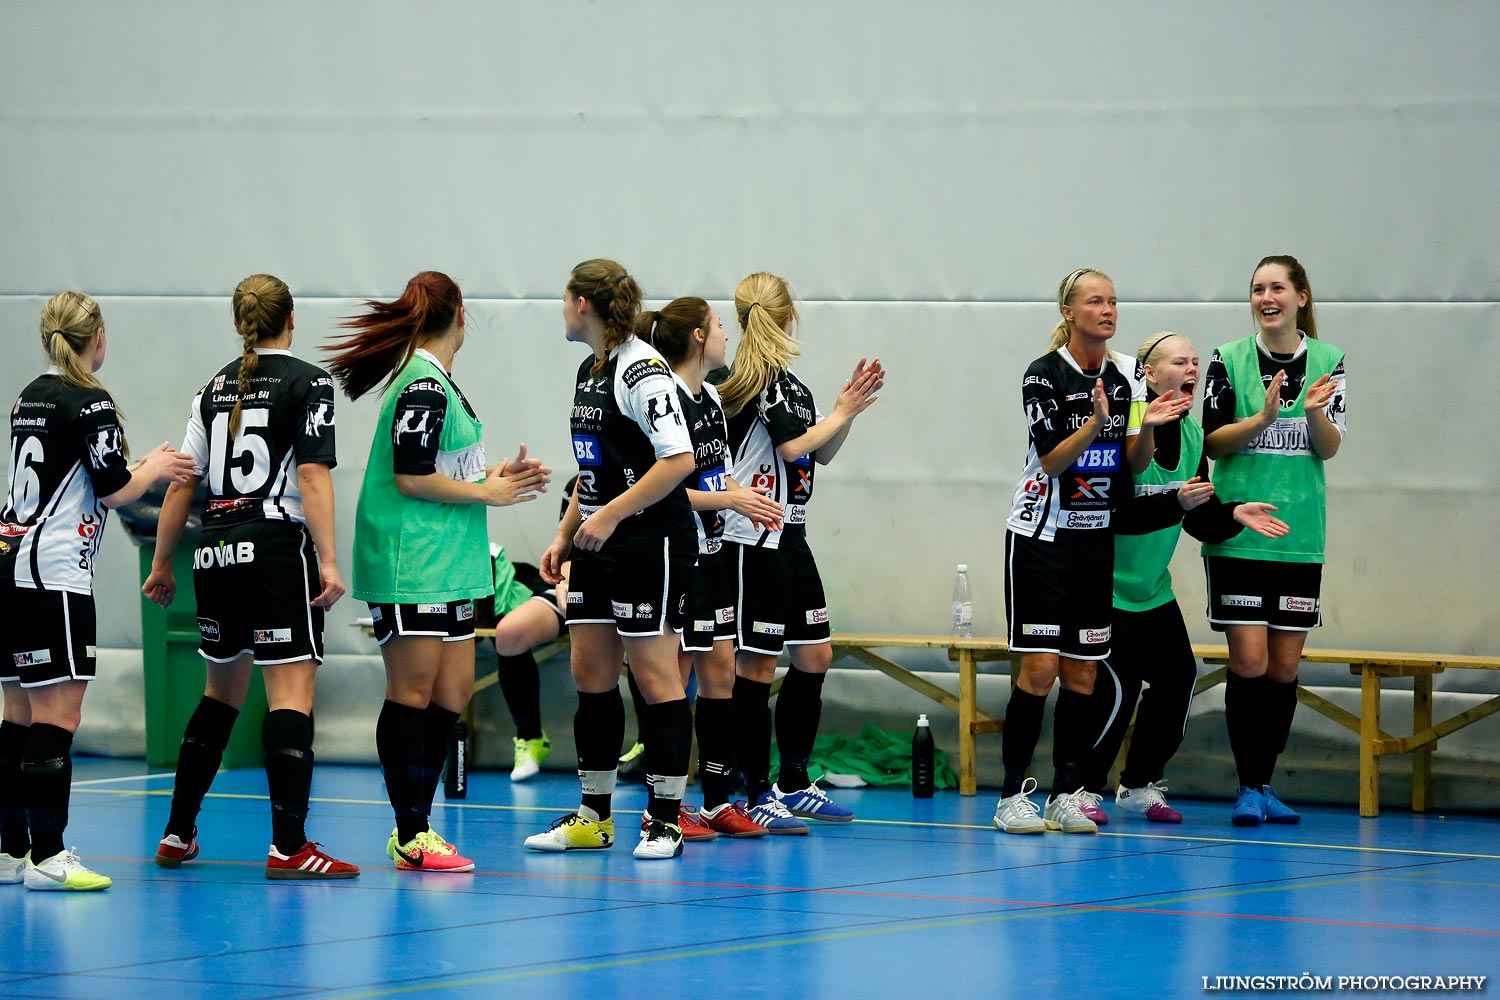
[959,649,978,796]
[1412,673,1434,813]
[1360,669,1381,818]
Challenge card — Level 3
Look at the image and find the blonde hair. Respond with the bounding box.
[39,291,128,457]
[1048,267,1114,351]
[230,274,294,437]
[567,259,642,376]
[1137,331,1185,367]
[718,272,800,417]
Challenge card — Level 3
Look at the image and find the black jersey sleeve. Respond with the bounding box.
[1200,351,1237,436]
[74,392,132,498]
[294,373,338,469]
[1113,482,1186,536]
[1181,453,1244,544]
[390,378,447,475]
[1021,359,1071,457]
[760,375,811,449]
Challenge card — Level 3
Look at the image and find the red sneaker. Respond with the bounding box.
[266,842,360,880]
[700,801,769,839]
[388,829,476,872]
[641,807,718,842]
[155,830,200,869]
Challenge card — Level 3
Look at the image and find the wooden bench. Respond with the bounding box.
[827,634,1500,815]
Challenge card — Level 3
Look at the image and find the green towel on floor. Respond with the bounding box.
[770,722,958,790]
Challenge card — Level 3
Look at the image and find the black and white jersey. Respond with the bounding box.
[569,337,693,540]
[1006,347,1145,543]
[181,350,337,527]
[1201,336,1348,438]
[389,351,482,479]
[2,371,132,593]
[675,375,730,555]
[723,369,820,550]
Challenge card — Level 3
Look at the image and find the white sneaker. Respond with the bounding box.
[992,776,1046,835]
[24,848,112,891]
[633,818,684,860]
[509,736,551,782]
[1044,788,1099,834]
[0,852,27,884]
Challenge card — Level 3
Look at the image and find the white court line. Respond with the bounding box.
[73,772,177,786]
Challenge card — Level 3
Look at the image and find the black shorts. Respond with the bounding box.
[3,587,96,688]
[193,521,325,665]
[370,599,477,645]
[512,562,567,627]
[566,531,695,637]
[1005,529,1113,660]
[732,534,831,656]
[1205,556,1324,632]
[681,547,735,652]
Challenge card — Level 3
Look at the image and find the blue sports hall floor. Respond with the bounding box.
[3,760,1497,999]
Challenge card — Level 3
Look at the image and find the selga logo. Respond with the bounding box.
[195,540,255,569]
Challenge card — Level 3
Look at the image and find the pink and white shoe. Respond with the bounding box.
[1116,781,1183,824]
[1077,790,1109,826]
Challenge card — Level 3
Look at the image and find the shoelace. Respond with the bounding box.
[1142,782,1169,807]
[1006,793,1042,818]
[1078,790,1105,810]
[1059,788,1092,817]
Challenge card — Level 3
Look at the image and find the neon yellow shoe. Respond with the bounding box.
[524,813,615,852]
[510,736,552,782]
[24,849,111,891]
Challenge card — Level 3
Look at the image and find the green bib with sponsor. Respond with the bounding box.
[1202,335,1341,565]
[1114,415,1203,612]
[491,544,534,617]
[352,353,493,603]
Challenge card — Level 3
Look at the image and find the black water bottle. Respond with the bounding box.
[444,719,468,799]
[912,714,934,798]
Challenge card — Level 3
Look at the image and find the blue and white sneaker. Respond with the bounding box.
[1232,785,1266,827]
[772,781,854,823]
[749,792,809,835]
[1261,785,1301,824]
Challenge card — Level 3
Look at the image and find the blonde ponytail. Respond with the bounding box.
[718,272,800,417]
[39,291,129,457]
[1049,267,1112,350]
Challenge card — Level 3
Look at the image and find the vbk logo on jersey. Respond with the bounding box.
[698,465,727,492]
[1070,443,1121,473]
[572,434,602,466]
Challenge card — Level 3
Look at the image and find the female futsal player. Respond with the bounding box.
[145,274,359,879]
[717,271,884,834]
[1202,256,1346,826]
[326,270,549,870]
[1,292,194,890]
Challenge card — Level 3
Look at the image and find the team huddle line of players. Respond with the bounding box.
[0,254,1343,890]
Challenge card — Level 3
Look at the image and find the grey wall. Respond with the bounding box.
[4,3,1498,798]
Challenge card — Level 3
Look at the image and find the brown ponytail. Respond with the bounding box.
[324,271,463,400]
[638,297,711,367]
[229,274,293,437]
[1253,255,1318,339]
[567,259,642,375]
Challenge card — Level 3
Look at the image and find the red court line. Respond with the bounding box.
[106,856,1500,938]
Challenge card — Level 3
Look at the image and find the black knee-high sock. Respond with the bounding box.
[733,676,773,802]
[1264,677,1298,781]
[643,698,693,824]
[1051,688,1091,797]
[775,668,825,792]
[1225,672,1271,788]
[694,696,735,809]
[1002,688,1047,797]
[0,720,30,858]
[625,667,648,746]
[495,650,543,740]
[22,723,73,864]
[421,703,461,815]
[376,700,429,844]
[166,696,239,840]
[575,688,625,820]
[1083,661,1137,793]
[263,709,314,855]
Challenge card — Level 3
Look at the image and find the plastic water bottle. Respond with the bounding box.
[952,563,973,637]
[912,714,935,798]
[444,719,468,799]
